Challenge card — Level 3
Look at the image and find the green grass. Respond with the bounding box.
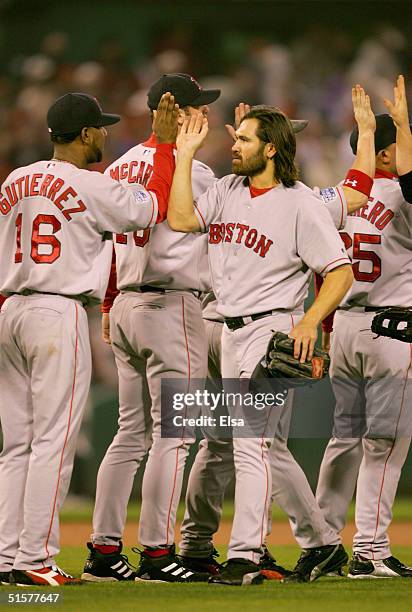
[60,497,412,523]
[2,546,412,611]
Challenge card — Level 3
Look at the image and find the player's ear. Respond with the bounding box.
[266,143,276,160]
[80,127,90,144]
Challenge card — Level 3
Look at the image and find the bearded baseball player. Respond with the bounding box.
[167,105,354,586]
[0,91,178,586]
[81,74,221,584]
[178,87,378,582]
[316,78,412,579]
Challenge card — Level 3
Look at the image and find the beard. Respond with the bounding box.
[86,142,103,164]
[232,145,267,177]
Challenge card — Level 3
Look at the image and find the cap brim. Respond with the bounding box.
[190,89,221,106]
[291,119,308,133]
[99,113,121,127]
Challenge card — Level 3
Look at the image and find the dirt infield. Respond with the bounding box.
[61,520,412,547]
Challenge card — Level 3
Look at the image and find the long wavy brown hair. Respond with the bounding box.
[241,106,299,187]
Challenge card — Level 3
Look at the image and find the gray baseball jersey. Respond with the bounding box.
[0,160,159,304]
[339,172,412,307]
[106,136,215,291]
[194,176,350,317]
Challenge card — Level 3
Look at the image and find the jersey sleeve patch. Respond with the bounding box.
[319,187,338,203]
[133,189,149,203]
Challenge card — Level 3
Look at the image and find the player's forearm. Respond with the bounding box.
[396,122,412,177]
[303,265,353,326]
[343,129,375,214]
[168,152,201,232]
[147,144,175,223]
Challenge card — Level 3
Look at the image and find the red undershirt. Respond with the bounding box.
[249,184,275,198]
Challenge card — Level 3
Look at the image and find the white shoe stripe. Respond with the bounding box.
[111,561,123,570]
[162,563,178,573]
[181,571,193,579]
[123,569,132,578]
[116,565,128,575]
[171,568,185,576]
[29,570,60,586]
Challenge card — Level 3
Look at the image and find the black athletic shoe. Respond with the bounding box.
[135,545,210,583]
[282,544,348,583]
[259,545,293,580]
[0,571,10,585]
[348,554,412,579]
[209,558,264,586]
[81,542,136,582]
[178,548,222,575]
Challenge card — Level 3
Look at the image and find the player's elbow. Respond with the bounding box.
[344,189,368,214]
[167,211,195,232]
[335,264,354,292]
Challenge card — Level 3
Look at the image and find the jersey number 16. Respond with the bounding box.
[15,213,61,264]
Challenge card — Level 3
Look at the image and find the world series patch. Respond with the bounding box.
[319,187,338,203]
[133,189,149,203]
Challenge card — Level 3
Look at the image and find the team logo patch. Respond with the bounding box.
[133,190,148,203]
[319,187,338,203]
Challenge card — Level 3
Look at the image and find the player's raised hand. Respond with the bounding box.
[176,111,209,156]
[153,92,179,144]
[352,84,375,133]
[384,75,410,128]
[225,102,251,141]
[289,320,318,363]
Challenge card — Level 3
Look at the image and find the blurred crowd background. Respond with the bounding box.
[1,0,412,498]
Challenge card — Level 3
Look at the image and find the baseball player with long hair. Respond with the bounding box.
[316,75,412,579]
[0,91,178,586]
[178,87,378,582]
[167,105,354,586]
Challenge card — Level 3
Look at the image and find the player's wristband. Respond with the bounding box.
[343,169,373,197]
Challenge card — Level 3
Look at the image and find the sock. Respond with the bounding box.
[94,544,120,554]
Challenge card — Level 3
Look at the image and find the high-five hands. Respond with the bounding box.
[153,92,179,144]
[352,84,376,133]
[176,112,209,156]
[384,75,409,129]
[225,102,251,141]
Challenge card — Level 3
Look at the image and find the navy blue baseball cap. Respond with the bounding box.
[147,73,221,110]
[350,113,412,154]
[47,92,121,136]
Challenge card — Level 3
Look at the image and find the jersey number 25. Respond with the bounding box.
[340,231,381,282]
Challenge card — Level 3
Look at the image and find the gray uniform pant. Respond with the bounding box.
[180,317,338,560]
[316,310,412,560]
[0,295,91,570]
[91,290,207,547]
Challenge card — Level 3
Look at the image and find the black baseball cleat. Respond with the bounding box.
[282,544,348,583]
[0,571,11,585]
[178,548,222,575]
[134,545,210,583]
[259,545,293,580]
[209,558,264,586]
[348,554,412,579]
[81,542,136,582]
